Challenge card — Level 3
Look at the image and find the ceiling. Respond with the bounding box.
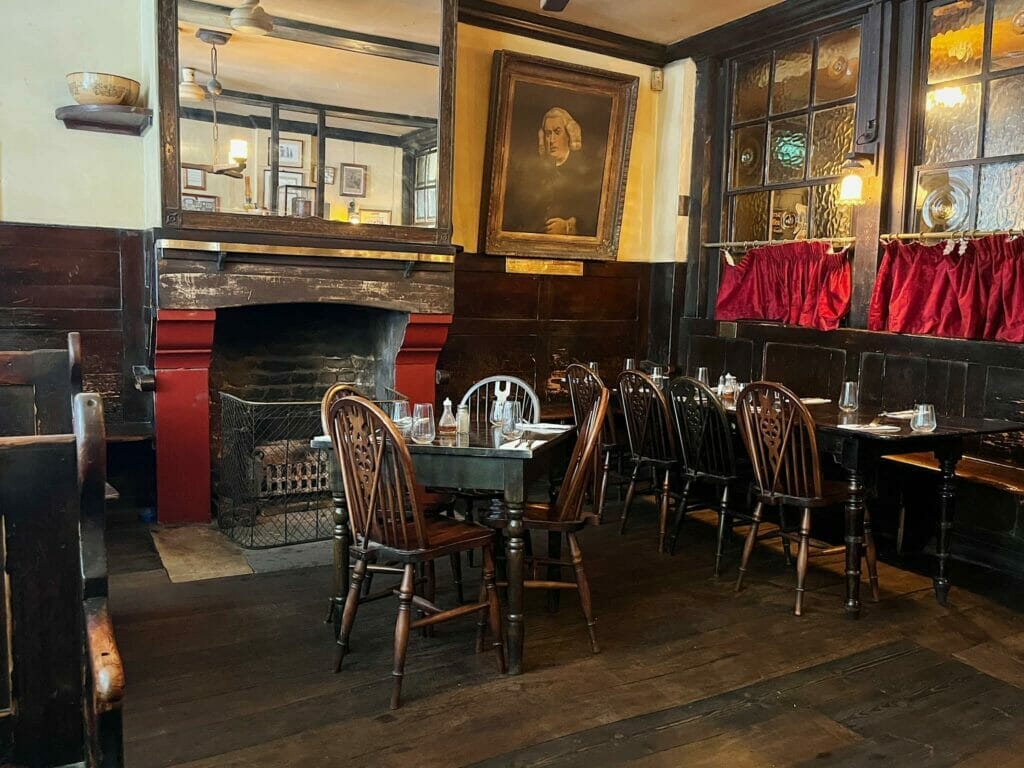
[486,0,786,45]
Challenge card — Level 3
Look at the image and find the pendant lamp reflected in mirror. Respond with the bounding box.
[230,0,274,35]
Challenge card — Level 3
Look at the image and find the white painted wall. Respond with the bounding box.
[0,0,159,229]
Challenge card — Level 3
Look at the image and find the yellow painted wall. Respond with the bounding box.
[0,0,159,230]
[454,23,687,262]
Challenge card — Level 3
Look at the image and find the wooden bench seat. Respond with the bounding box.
[884,452,1024,496]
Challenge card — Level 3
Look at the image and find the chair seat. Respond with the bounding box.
[755,479,848,508]
[354,516,496,562]
[479,502,598,532]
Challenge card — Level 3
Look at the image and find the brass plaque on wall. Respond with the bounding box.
[505,258,584,276]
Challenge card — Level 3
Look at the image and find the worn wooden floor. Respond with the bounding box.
[110,503,1024,767]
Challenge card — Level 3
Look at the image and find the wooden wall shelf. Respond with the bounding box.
[55,105,153,137]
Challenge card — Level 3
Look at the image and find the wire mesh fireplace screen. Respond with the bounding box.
[217,389,405,548]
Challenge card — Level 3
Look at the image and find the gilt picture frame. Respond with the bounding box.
[481,51,638,261]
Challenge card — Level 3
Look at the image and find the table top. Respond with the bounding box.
[311,422,575,459]
[804,403,1024,441]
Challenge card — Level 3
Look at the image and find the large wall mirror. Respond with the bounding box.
[158,0,455,246]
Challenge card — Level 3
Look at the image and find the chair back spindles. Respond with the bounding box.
[668,376,737,481]
[555,387,610,522]
[566,364,603,426]
[617,371,675,462]
[460,375,541,426]
[735,382,821,500]
[325,395,428,552]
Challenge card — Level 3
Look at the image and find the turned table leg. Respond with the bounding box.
[844,468,865,619]
[934,450,961,606]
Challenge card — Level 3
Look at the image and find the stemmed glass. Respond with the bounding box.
[910,403,937,433]
[695,367,710,387]
[839,381,859,413]
[411,403,436,444]
[392,400,412,438]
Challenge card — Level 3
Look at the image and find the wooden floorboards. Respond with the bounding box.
[109,503,1024,767]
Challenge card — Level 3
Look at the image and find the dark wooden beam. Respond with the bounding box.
[667,0,876,61]
[178,0,440,66]
[458,0,667,67]
[178,107,404,147]
[218,89,433,131]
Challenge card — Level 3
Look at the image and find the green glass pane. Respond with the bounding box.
[768,116,808,183]
[928,0,985,84]
[772,41,812,115]
[815,27,861,103]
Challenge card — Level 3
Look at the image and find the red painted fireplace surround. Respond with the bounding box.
[152,241,454,524]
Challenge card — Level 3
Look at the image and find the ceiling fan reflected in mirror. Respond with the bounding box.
[540,0,571,11]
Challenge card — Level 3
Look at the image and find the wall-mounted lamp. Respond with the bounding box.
[838,152,873,206]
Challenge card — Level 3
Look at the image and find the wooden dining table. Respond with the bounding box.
[312,423,575,675]
[786,403,1024,617]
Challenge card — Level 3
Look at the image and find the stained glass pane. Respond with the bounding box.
[772,41,812,115]
[730,124,766,190]
[914,166,974,232]
[809,104,855,178]
[768,116,808,183]
[992,0,1024,71]
[815,27,861,104]
[733,55,770,122]
[985,74,1024,157]
[732,192,769,241]
[812,184,854,238]
[928,0,985,84]
[923,82,981,164]
[770,188,809,240]
[978,161,1024,230]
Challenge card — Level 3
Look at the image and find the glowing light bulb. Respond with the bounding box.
[229,139,248,164]
[838,171,864,206]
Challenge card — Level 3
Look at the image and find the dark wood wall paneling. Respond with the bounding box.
[0,224,150,435]
[437,254,653,418]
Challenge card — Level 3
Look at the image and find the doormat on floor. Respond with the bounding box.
[150,525,253,583]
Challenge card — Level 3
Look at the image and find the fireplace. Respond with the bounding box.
[152,240,455,523]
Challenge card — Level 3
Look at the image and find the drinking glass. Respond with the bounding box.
[695,367,710,387]
[839,381,859,413]
[392,400,412,437]
[624,357,637,371]
[411,403,435,444]
[587,361,600,374]
[500,401,524,441]
[910,403,938,433]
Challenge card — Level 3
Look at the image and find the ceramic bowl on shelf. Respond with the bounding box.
[65,72,140,106]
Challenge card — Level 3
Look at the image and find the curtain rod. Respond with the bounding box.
[701,237,856,249]
[880,229,1024,241]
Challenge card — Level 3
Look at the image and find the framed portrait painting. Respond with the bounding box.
[481,51,638,260]
[340,163,368,197]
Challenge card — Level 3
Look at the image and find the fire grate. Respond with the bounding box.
[217,389,406,548]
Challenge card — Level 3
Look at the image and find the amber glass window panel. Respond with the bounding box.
[922,82,982,164]
[731,124,767,190]
[992,0,1024,71]
[928,0,986,84]
[914,166,975,232]
[733,55,771,122]
[812,184,854,238]
[977,160,1024,229]
[772,42,812,115]
[770,187,809,240]
[809,104,856,178]
[815,27,861,104]
[732,192,770,241]
[984,74,1024,157]
[768,116,808,183]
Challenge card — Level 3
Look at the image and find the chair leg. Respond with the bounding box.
[390,563,416,710]
[596,448,612,523]
[714,484,731,577]
[465,498,477,567]
[658,468,672,554]
[450,553,465,605]
[567,532,599,653]
[422,561,437,638]
[547,532,562,612]
[735,502,764,592]
[482,545,506,673]
[794,507,812,616]
[475,570,488,654]
[334,557,367,672]
[778,506,793,567]
[669,477,693,555]
[619,462,642,534]
[864,506,880,602]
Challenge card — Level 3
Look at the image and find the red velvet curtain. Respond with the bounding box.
[714,241,852,331]
[868,235,1024,342]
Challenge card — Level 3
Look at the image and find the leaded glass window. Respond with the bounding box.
[725,25,861,241]
[914,0,1024,232]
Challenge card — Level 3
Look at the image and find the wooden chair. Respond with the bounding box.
[733,382,880,615]
[617,370,678,553]
[566,363,624,522]
[481,386,610,653]
[459,375,541,426]
[667,376,751,574]
[324,395,505,709]
[0,331,81,435]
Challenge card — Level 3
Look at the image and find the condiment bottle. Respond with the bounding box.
[438,397,457,436]
[457,403,470,435]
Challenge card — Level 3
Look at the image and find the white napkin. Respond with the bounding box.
[801,397,831,405]
[837,423,901,432]
[518,422,572,432]
[880,410,915,419]
[499,439,545,450]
